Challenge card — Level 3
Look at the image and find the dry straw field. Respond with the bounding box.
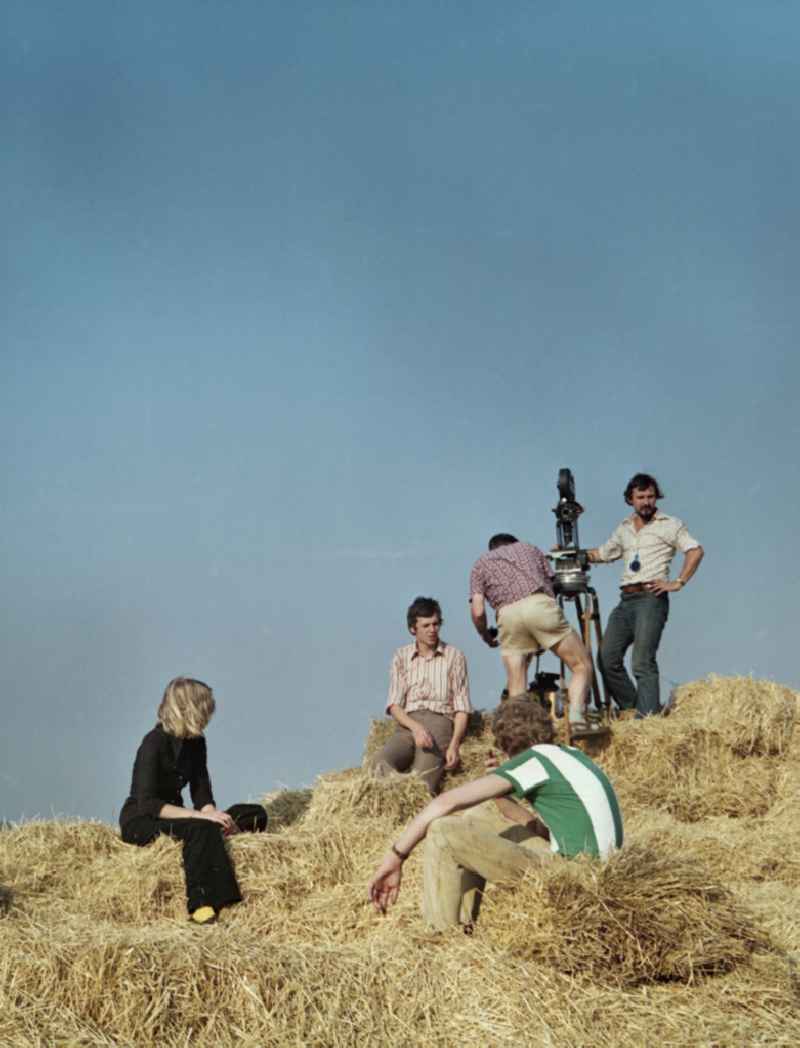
[2,675,800,1047]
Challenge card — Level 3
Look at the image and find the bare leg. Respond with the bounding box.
[551,630,593,721]
[501,651,533,696]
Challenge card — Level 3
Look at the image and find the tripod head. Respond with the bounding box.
[551,468,591,596]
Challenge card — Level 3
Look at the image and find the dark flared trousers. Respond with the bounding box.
[121,803,267,914]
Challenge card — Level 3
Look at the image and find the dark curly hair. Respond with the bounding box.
[406,596,442,631]
[624,472,664,504]
[492,698,555,756]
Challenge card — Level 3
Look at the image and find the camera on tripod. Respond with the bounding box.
[550,468,592,596]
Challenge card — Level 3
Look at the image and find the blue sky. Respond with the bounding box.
[2,2,798,822]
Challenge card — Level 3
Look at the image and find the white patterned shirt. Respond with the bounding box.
[386,642,471,718]
[595,512,701,586]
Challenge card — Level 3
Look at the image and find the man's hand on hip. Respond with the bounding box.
[645,579,682,595]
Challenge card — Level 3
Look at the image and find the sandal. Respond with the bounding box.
[569,720,601,738]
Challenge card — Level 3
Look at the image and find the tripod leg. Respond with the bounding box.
[589,590,609,716]
[577,590,604,717]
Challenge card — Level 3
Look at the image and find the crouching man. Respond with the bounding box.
[368,699,623,930]
[370,596,471,796]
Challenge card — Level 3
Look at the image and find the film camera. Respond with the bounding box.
[523,468,609,728]
[550,468,592,596]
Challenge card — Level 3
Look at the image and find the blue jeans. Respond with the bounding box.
[598,594,669,717]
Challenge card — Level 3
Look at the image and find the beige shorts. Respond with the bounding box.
[497,593,572,654]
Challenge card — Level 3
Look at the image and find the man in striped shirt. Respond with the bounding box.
[371,596,472,796]
[368,698,622,930]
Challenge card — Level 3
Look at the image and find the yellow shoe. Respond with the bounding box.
[190,906,217,925]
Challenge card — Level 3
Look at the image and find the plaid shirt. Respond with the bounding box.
[469,541,555,612]
[386,642,471,718]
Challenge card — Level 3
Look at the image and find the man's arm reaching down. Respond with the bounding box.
[445,710,468,770]
[368,773,513,914]
[470,593,498,647]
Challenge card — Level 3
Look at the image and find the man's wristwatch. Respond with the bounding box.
[676,578,686,588]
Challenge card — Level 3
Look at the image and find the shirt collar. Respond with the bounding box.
[624,510,669,527]
[411,641,446,659]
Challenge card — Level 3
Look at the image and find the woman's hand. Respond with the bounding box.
[199,806,236,834]
[368,852,403,914]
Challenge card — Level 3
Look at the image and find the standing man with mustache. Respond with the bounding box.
[588,473,704,719]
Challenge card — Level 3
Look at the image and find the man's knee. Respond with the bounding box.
[632,653,659,677]
[575,649,594,677]
[371,735,411,776]
[427,815,461,851]
[427,818,446,846]
[599,636,623,668]
[370,750,395,776]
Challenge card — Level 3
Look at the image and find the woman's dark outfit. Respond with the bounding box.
[120,725,267,914]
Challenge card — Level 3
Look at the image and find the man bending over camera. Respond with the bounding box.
[470,533,594,732]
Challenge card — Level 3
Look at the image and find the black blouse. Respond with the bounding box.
[119,724,215,830]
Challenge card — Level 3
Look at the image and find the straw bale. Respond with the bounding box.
[1,875,798,1047]
[479,840,769,986]
[0,922,581,1048]
[735,880,800,956]
[301,768,431,830]
[67,825,392,934]
[3,676,800,1046]
[0,820,123,897]
[599,718,779,821]
[671,675,797,755]
[262,788,313,830]
[769,760,800,816]
[639,815,800,889]
[58,834,191,924]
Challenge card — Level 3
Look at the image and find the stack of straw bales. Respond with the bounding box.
[1,675,800,1046]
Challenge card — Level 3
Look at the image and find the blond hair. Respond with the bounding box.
[157,677,215,738]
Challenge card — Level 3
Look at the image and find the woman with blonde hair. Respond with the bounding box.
[120,677,267,925]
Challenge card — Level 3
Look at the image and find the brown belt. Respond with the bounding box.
[621,583,648,594]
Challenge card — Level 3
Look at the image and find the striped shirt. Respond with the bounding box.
[596,512,701,586]
[493,744,623,858]
[386,642,472,718]
[470,541,555,612]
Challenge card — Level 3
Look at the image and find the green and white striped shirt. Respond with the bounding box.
[493,744,623,859]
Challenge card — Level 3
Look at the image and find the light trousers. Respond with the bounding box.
[422,800,552,930]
